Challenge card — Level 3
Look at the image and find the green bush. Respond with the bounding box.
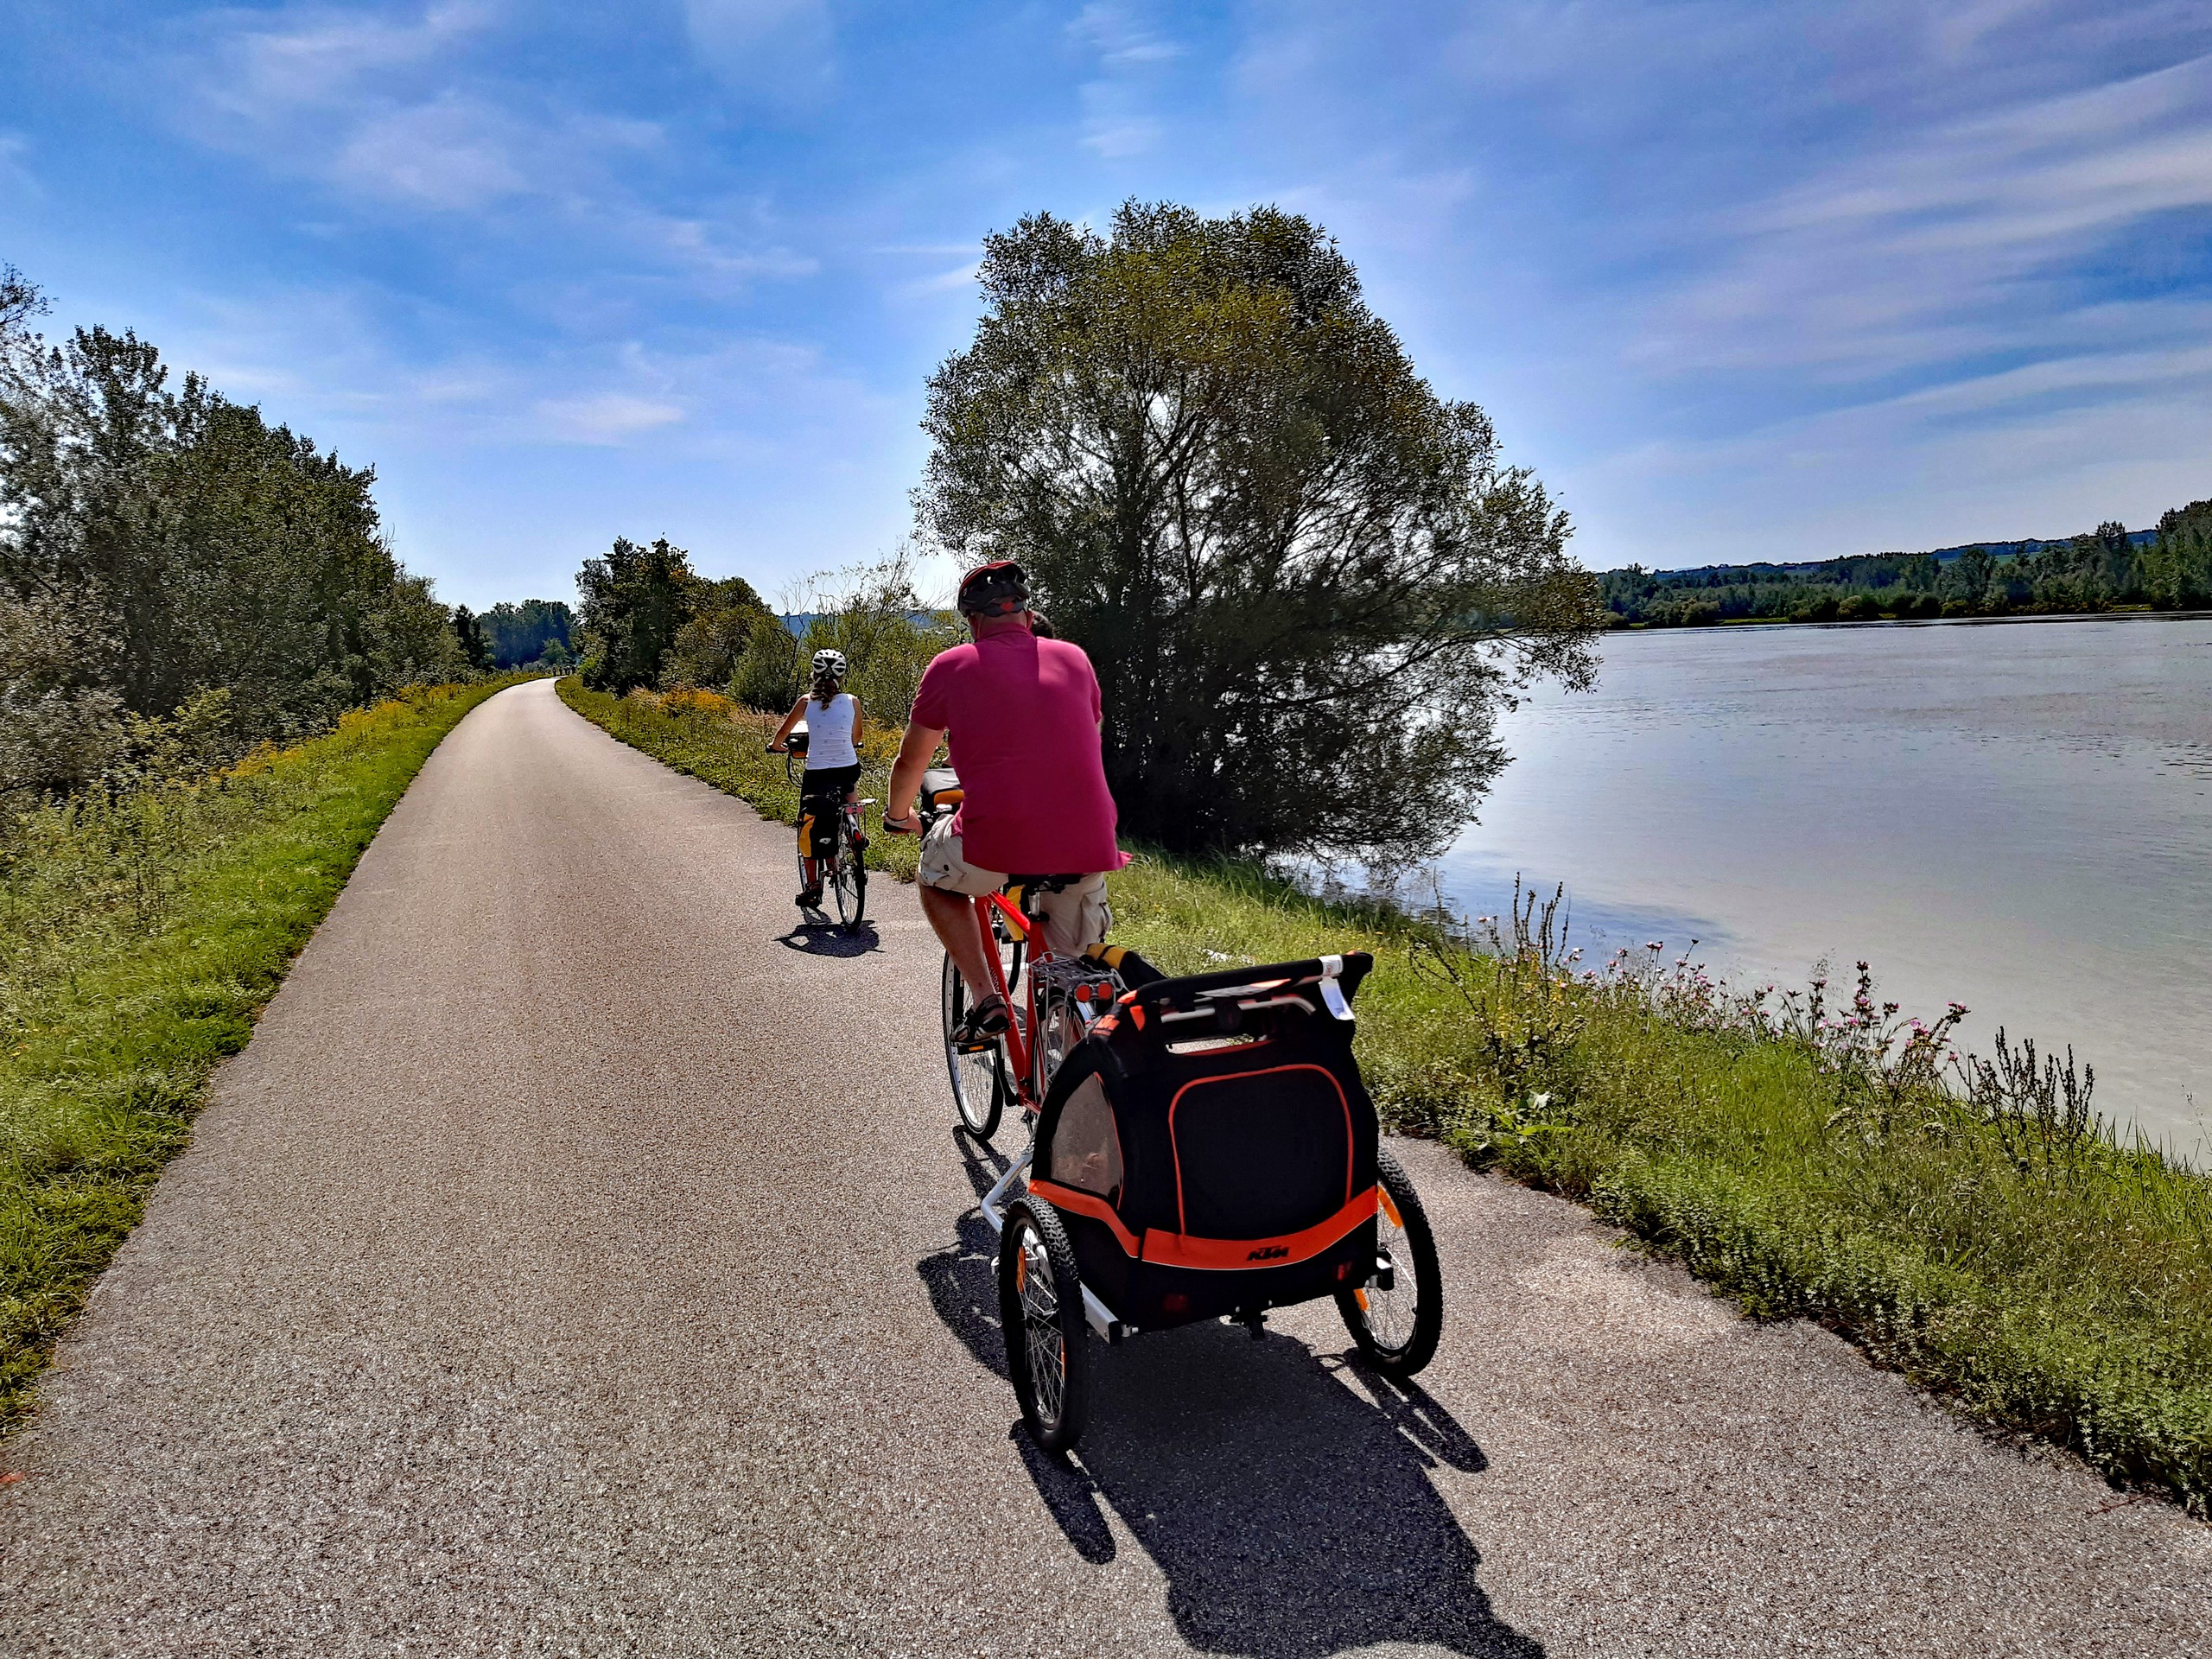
[731,614,802,712]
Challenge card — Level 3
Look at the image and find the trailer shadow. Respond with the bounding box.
[917,1136,1542,1659]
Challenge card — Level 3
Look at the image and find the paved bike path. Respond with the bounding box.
[2,678,2204,1656]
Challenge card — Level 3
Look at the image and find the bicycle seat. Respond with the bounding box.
[920,767,963,813]
[1006,873,1089,894]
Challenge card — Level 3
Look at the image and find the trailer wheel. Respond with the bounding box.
[1001,1198,1090,1453]
[1337,1142,1443,1376]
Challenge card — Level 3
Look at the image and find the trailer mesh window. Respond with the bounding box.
[1046,1073,1123,1203]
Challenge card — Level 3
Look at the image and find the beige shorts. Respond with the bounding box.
[918,817,1112,959]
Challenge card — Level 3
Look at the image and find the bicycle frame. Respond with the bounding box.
[968,887,1044,1104]
[966,890,1130,1340]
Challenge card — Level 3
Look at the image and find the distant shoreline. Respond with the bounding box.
[1611,607,2212,635]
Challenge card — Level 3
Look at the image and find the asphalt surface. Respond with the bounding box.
[3,677,2207,1657]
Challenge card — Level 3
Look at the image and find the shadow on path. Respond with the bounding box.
[777,917,882,958]
[917,1132,1542,1659]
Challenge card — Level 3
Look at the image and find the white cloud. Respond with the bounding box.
[0,131,37,199]
[329,95,531,210]
[683,0,834,106]
[535,392,688,445]
[146,3,817,294]
[1070,2,1185,159]
[173,4,540,212]
[1652,52,2212,380]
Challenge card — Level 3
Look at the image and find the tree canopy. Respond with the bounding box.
[478,600,574,669]
[1,274,464,793]
[918,202,1601,861]
[661,575,775,692]
[575,537,698,694]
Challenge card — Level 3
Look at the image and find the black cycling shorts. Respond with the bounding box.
[798,763,861,857]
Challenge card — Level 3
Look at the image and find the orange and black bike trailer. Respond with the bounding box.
[982,950,1444,1452]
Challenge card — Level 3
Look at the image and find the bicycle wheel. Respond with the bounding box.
[1336,1142,1444,1377]
[830,823,866,930]
[943,950,1004,1141]
[1033,986,1085,1100]
[1000,1198,1090,1453]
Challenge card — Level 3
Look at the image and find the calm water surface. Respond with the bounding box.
[1440,616,2212,1150]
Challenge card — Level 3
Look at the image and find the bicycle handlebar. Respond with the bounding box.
[1126,951,1374,1010]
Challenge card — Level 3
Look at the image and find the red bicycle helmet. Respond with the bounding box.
[957,559,1031,617]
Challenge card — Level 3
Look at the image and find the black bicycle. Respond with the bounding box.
[772,727,869,932]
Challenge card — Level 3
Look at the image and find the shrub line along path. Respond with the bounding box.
[2,680,2204,1656]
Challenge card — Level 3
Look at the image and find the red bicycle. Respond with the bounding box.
[914,769,1122,1141]
[897,768,1441,1452]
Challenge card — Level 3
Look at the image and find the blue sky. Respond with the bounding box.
[4,2,2209,609]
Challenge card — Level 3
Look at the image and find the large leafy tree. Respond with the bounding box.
[918,202,1602,861]
[1,290,464,785]
[450,606,493,671]
[659,575,774,691]
[575,537,698,693]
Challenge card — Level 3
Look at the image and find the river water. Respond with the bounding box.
[1436,615,2212,1152]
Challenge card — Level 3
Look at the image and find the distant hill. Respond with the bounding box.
[1599,502,2209,626]
[1648,528,2159,582]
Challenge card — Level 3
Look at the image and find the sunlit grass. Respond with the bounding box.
[0,677,531,1433]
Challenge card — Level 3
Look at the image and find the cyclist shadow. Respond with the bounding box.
[776,918,881,958]
[916,1135,1541,1659]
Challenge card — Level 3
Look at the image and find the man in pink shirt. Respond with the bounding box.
[883,561,1128,1040]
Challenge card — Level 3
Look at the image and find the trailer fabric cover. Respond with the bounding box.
[1043,1071,1123,1202]
[1168,1063,1351,1239]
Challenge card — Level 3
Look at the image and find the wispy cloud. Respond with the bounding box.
[177,3,527,210]
[157,1,804,292]
[683,0,835,108]
[1660,52,2212,382]
[535,391,686,445]
[1070,2,1186,159]
[0,130,37,199]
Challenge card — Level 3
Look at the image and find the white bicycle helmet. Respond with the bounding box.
[810,648,848,683]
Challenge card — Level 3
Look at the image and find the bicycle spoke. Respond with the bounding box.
[1019,1229,1065,1426]
[1364,1213,1416,1350]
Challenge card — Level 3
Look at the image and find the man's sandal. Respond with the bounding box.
[952,994,1011,1050]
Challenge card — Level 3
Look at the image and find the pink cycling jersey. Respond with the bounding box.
[911,628,1128,875]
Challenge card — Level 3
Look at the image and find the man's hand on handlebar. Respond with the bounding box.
[882,810,924,836]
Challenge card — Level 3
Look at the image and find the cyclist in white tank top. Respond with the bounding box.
[768,649,868,909]
[802,690,859,767]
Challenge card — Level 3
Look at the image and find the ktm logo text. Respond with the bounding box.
[1245,1244,1290,1262]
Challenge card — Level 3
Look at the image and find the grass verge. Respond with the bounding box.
[556,678,920,881]
[0,676,533,1433]
[561,680,2212,1513]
